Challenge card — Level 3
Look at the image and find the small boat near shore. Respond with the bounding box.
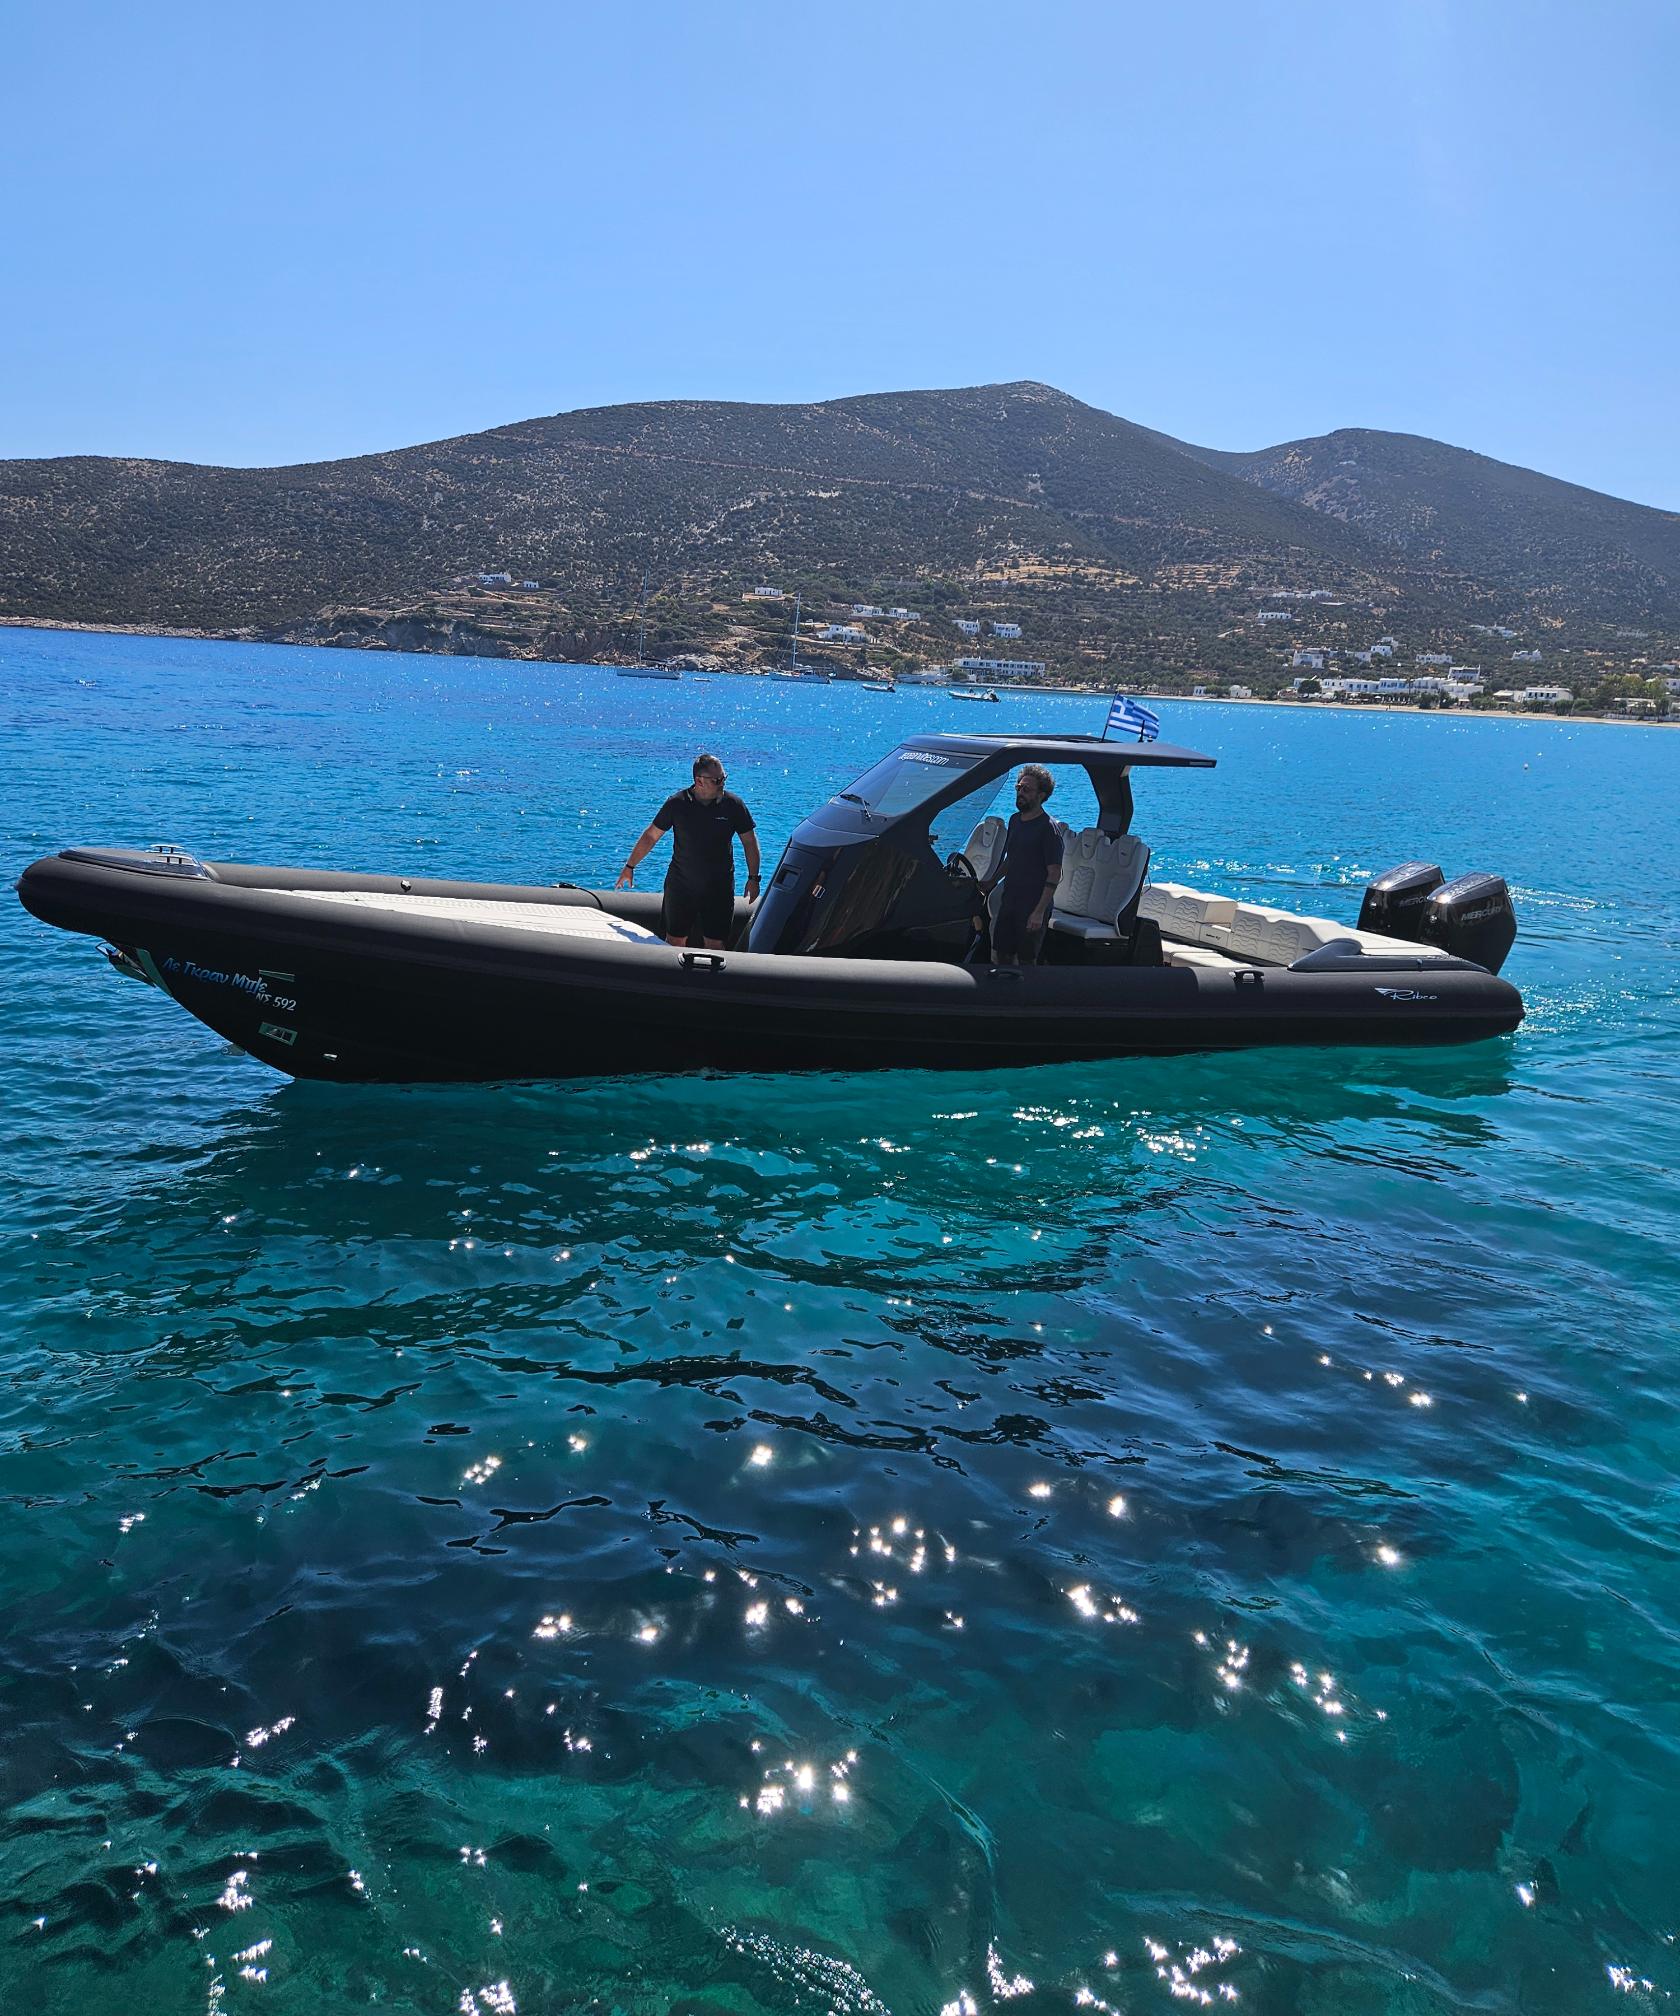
[951,686,999,702]
[18,729,1523,1084]
[614,665,680,680]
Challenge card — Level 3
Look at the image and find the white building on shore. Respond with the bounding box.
[990,621,1023,639]
[954,618,982,636]
[743,585,784,601]
[956,656,1047,677]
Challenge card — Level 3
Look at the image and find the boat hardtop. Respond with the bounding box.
[17,728,1522,1082]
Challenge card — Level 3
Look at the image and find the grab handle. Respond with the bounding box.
[678,951,726,972]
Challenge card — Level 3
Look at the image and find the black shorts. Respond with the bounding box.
[663,876,734,944]
[992,900,1043,963]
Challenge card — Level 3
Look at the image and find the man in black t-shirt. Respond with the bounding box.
[982,764,1063,965]
[616,752,761,947]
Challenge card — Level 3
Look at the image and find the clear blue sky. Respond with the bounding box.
[3,0,1676,507]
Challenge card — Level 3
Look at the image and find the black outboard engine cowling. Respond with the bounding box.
[1358,861,1443,940]
[1418,872,1517,974]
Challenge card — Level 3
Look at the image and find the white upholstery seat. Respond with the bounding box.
[1140,882,1238,943]
[962,816,1007,882]
[1226,906,1336,967]
[1049,829,1150,941]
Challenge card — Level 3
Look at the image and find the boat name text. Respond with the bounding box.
[162,957,297,1011]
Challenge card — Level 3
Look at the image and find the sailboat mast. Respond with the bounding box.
[791,592,800,673]
[635,570,649,669]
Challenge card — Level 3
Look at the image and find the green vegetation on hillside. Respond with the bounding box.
[1,384,1675,685]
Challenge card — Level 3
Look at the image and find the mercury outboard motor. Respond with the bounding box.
[1358,861,1443,940]
[1418,872,1518,974]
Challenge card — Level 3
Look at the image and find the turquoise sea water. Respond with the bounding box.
[4,625,1678,2015]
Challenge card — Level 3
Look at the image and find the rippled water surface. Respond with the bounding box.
[4,628,1679,2014]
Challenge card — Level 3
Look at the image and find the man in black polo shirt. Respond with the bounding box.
[982,763,1063,965]
[615,752,761,948]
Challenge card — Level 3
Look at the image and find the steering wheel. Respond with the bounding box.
[944,852,992,962]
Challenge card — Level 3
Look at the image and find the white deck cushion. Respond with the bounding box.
[1338,926,1449,958]
[269,890,665,944]
[1225,907,1309,966]
[1140,882,1238,942]
[1164,944,1248,972]
[1140,881,1449,966]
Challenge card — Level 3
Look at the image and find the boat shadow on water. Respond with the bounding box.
[64,1042,1520,1307]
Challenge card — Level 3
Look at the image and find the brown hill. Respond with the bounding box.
[1185,427,1680,627]
[2,385,1674,678]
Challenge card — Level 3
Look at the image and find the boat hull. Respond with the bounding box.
[18,853,1524,1084]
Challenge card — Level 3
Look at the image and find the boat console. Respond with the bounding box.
[747,731,1210,963]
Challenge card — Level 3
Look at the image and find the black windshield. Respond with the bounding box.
[832,749,981,819]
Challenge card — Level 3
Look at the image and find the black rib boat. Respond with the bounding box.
[16,732,1523,1083]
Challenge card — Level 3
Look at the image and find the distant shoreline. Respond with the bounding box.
[3,616,1671,729]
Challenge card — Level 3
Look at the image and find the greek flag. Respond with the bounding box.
[1105,693,1160,742]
